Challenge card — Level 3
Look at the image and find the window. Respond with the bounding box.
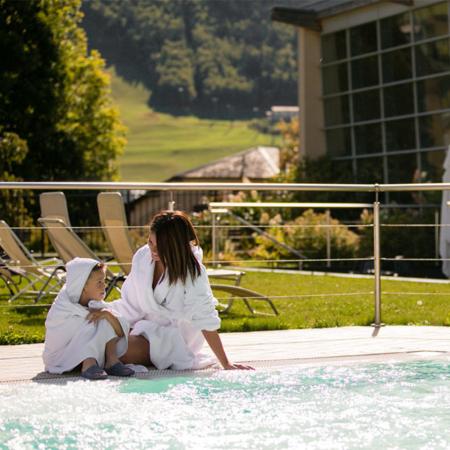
[380,12,411,49]
[419,112,450,148]
[322,31,347,63]
[421,150,446,182]
[356,156,384,182]
[385,118,416,151]
[354,122,382,155]
[323,63,348,94]
[350,22,377,56]
[417,74,450,112]
[351,55,379,89]
[352,89,380,122]
[326,127,352,157]
[388,160,417,205]
[413,2,448,42]
[382,47,412,82]
[324,95,350,126]
[384,82,414,117]
[322,4,450,185]
[387,153,418,183]
[415,38,450,77]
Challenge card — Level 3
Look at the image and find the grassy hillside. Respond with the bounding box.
[109,70,280,181]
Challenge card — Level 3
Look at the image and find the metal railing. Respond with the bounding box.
[2,181,450,329]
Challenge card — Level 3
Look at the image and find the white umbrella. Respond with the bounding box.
[440,146,450,277]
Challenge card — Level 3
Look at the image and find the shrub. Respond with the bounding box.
[251,209,360,263]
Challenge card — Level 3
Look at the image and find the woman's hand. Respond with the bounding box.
[202,330,255,370]
[222,362,255,370]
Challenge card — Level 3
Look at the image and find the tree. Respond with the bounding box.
[81,0,298,115]
[0,0,126,182]
[0,131,32,226]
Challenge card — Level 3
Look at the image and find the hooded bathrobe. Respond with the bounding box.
[43,258,130,374]
[109,245,221,370]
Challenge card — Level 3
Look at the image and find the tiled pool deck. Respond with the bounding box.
[2,326,450,383]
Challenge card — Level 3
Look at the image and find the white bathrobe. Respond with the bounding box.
[43,258,130,374]
[109,245,221,370]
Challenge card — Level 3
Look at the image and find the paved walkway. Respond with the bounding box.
[2,326,450,383]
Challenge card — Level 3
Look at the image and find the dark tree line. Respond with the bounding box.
[81,0,298,116]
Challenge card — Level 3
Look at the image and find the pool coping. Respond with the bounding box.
[2,326,450,384]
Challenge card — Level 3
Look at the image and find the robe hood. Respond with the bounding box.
[65,257,100,304]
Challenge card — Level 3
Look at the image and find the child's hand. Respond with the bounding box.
[86,310,109,323]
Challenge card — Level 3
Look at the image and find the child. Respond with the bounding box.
[43,257,134,380]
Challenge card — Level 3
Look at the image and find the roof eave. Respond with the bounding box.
[272,1,414,29]
[271,7,321,31]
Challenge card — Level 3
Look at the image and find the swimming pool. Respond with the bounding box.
[1,360,450,449]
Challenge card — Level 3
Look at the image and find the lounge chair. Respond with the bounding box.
[0,220,65,302]
[39,191,73,262]
[39,191,72,227]
[0,262,18,297]
[210,283,279,316]
[38,217,123,298]
[97,192,134,276]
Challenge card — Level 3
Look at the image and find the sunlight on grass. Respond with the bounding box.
[2,271,450,344]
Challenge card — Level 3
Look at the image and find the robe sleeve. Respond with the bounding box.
[108,297,143,328]
[183,265,221,331]
[108,246,148,327]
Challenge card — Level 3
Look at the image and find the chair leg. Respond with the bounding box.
[267,299,279,316]
[105,275,124,300]
[219,298,235,314]
[242,298,256,315]
[35,266,65,303]
[211,284,278,317]
[0,271,18,297]
[8,277,41,302]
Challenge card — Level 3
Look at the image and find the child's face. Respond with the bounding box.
[82,269,106,302]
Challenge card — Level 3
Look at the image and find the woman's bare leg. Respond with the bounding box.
[120,335,152,366]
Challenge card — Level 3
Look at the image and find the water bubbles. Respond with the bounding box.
[2,361,450,449]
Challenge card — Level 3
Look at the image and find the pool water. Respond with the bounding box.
[1,360,450,449]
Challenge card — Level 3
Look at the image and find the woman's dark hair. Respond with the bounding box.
[150,210,201,284]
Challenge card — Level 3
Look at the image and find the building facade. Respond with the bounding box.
[273,0,450,190]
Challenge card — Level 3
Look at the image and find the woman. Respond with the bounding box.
[111,210,252,370]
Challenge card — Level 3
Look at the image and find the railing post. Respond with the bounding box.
[372,199,383,328]
[40,228,45,258]
[212,212,217,268]
[168,191,175,211]
[435,209,440,266]
[326,209,331,268]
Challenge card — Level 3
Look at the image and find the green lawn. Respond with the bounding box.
[110,69,280,181]
[2,271,450,344]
